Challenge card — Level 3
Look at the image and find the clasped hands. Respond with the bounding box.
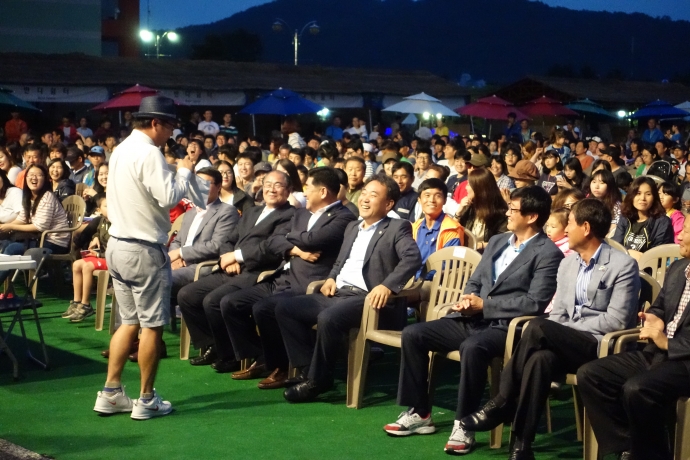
[450,293,484,316]
[639,312,668,350]
[290,246,321,263]
[320,278,392,309]
[219,252,241,275]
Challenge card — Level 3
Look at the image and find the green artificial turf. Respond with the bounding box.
[0,290,584,460]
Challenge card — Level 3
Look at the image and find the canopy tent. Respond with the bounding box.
[90,84,163,111]
[519,96,578,118]
[382,92,458,117]
[239,88,325,136]
[565,99,616,118]
[0,87,40,112]
[455,95,530,121]
[630,100,690,120]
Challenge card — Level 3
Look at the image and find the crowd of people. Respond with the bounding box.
[3,102,690,460]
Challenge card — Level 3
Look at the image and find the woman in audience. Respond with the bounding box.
[489,155,515,190]
[0,169,23,226]
[187,139,212,172]
[545,207,573,257]
[48,159,76,203]
[636,144,658,177]
[551,187,585,210]
[537,150,562,195]
[556,157,586,192]
[275,159,305,208]
[83,163,108,216]
[658,181,684,244]
[588,169,621,236]
[454,168,508,251]
[213,160,253,215]
[612,176,674,260]
[504,144,522,176]
[0,147,22,186]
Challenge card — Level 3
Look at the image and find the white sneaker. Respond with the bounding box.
[384,409,436,436]
[445,420,475,455]
[130,390,173,420]
[93,387,134,414]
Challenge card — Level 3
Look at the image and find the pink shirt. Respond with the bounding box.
[553,236,574,257]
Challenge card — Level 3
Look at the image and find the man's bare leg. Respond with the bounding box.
[138,326,163,395]
[106,324,140,385]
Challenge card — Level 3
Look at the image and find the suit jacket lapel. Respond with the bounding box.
[667,260,690,325]
[192,200,220,241]
[586,245,611,303]
[364,218,390,265]
[310,203,343,232]
[492,234,545,290]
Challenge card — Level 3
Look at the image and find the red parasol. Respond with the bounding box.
[91,84,161,111]
[455,95,531,121]
[520,96,578,117]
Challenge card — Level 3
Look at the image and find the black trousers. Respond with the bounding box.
[220,281,302,369]
[499,317,598,442]
[275,288,367,385]
[397,316,507,420]
[177,271,253,355]
[577,349,690,460]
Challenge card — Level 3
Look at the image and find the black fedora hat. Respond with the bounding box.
[132,95,177,123]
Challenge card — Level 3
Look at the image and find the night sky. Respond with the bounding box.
[141,0,690,29]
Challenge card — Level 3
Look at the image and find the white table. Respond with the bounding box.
[0,260,37,271]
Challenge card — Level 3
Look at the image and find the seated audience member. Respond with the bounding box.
[15,143,46,189]
[177,171,295,371]
[452,153,491,204]
[66,147,91,184]
[333,168,358,216]
[461,199,640,459]
[392,162,418,221]
[83,163,108,216]
[0,169,23,225]
[0,165,71,282]
[278,175,422,402]
[412,147,433,189]
[213,160,253,216]
[168,167,239,301]
[383,186,563,456]
[216,144,237,165]
[551,188,585,211]
[64,195,111,323]
[288,147,305,168]
[588,169,622,237]
[0,147,21,186]
[84,145,106,187]
[447,151,471,197]
[612,176,674,260]
[49,142,67,161]
[616,171,634,195]
[218,167,356,388]
[345,157,366,205]
[557,157,586,192]
[454,168,508,251]
[275,159,306,208]
[234,152,256,192]
[577,214,690,460]
[636,144,658,177]
[412,179,463,280]
[297,165,308,185]
[490,155,515,191]
[537,150,563,196]
[187,139,212,172]
[545,207,574,257]
[505,144,523,176]
[658,181,684,244]
[48,159,76,203]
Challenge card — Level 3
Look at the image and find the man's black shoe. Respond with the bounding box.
[283,379,332,403]
[212,358,241,373]
[460,397,514,432]
[508,446,535,460]
[284,368,308,387]
[618,452,631,460]
[189,347,217,366]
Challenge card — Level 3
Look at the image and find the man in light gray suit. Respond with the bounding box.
[168,167,239,298]
[461,198,640,460]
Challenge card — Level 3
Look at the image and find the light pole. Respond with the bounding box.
[272,19,319,66]
[139,29,179,59]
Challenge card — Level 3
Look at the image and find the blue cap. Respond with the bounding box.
[88,146,105,156]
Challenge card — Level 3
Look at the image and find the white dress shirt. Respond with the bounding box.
[108,129,201,245]
[234,206,276,263]
[335,219,383,291]
[180,207,207,259]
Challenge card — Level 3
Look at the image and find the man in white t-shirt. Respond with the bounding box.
[198,110,220,137]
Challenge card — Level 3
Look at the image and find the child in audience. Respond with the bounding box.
[545,207,574,257]
[658,181,684,244]
[64,195,110,323]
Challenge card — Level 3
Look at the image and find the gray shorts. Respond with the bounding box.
[106,237,172,328]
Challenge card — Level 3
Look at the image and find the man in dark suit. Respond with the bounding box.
[577,214,690,460]
[215,168,356,388]
[168,167,239,300]
[278,175,422,403]
[177,170,295,371]
[461,199,641,460]
[382,186,563,456]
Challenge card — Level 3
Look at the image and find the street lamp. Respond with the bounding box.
[272,18,319,66]
[140,29,179,59]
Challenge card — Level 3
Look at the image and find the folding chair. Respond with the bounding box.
[0,248,52,375]
[638,244,681,286]
[605,238,629,255]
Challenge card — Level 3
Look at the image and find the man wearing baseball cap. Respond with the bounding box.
[452,153,491,204]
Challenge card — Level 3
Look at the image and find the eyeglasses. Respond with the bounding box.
[505,152,518,157]
[219,171,233,177]
[27,174,44,180]
[507,206,522,214]
[263,182,287,191]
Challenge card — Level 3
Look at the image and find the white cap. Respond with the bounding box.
[362,143,374,153]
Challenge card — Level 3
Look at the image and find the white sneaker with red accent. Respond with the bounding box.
[384,409,436,436]
[445,420,475,455]
[93,387,133,414]
[130,390,173,420]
